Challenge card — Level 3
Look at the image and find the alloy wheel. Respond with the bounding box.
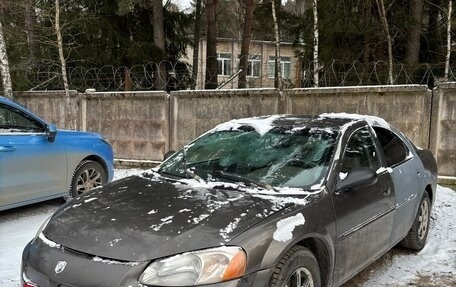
[76,168,103,195]
[285,267,314,287]
[418,199,429,240]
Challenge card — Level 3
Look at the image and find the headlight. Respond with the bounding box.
[139,246,246,286]
[33,216,51,241]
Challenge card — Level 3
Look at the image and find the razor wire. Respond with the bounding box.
[17,59,456,91]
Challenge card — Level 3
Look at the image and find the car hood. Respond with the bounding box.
[56,129,102,139]
[43,176,290,262]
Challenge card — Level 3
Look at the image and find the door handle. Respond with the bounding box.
[0,145,16,152]
[383,188,391,196]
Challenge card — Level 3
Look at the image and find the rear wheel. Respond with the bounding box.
[269,246,321,287]
[400,192,431,251]
[70,160,107,198]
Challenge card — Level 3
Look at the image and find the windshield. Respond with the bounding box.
[158,125,338,189]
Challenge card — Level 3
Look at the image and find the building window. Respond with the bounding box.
[238,55,261,77]
[268,56,291,79]
[218,53,232,76]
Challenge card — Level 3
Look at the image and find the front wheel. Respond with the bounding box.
[400,192,431,251]
[269,246,321,287]
[70,160,107,198]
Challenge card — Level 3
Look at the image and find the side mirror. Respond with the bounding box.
[163,150,176,161]
[336,168,378,191]
[46,124,57,143]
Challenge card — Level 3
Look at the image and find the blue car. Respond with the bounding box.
[0,96,114,211]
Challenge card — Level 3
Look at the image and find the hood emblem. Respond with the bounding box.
[54,261,67,274]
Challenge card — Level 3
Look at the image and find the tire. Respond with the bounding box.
[69,160,107,198]
[269,246,321,287]
[400,192,431,251]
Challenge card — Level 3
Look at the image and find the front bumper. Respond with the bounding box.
[22,240,272,287]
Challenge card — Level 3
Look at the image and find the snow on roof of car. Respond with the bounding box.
[319,112,390,128]
[210,113,390,136]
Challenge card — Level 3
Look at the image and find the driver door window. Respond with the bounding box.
[340,127,380,176]
[0,104,43,133]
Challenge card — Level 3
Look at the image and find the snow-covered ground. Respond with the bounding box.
[0,169,454,287]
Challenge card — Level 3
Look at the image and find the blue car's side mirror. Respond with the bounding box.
[46,124,57,143]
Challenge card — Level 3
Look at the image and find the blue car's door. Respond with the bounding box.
[0,103,67,210]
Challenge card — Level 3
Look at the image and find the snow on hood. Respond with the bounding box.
[43,176,311,262]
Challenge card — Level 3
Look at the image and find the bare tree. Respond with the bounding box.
[375,0,394,84]
[0,1,13,99]
[192,0,203,89]
[312,0,319,87]
[238,0,255,89]
[55,0,73,128]
[25,0,37,66]
[205,0,218,89]
[151,0,167,90]
[405,0,425,65]
[445,0,453,81]
[0,21,12,99]
[272,0,281,90]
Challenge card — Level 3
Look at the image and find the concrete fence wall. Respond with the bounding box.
[12,84,455,177]
[82,91,169,160]
[430,83,456,176]
[170,89,283,150]
[285,85,432,148]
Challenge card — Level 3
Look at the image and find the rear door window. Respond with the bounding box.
[373,127,410,167]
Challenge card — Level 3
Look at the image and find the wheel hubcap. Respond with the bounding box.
[418,200,429,240]
[285,267,314,287]
[76,168,102,195]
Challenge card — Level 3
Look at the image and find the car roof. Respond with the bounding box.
[213,113,390,134]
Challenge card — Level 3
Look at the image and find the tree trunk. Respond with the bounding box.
[0,21,12,100]
[375,0,394,84]
[312,0,319,87]
[295,0,306,87]
[152,0,167,91]
[445,0,453,81]
[25,0,37,66]
[271,0,281,90]
[205,0,218,89]
[192,0,203,89]
[238,0,255,89]
[427,0,442,62]
[405,0,424,65]
[55,0,73,129]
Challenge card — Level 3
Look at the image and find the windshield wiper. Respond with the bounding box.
[212,170,279,192]
[185,169,206,184]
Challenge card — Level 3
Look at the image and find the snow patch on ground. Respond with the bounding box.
[273,213,305,242]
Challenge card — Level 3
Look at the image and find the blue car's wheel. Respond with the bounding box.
[70,160,107,198]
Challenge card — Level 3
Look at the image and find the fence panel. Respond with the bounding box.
[83,91,169,161]
[170,89,282,150]
[13,90,81,130]
[431,83,456,177]
[285,85,432,149]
